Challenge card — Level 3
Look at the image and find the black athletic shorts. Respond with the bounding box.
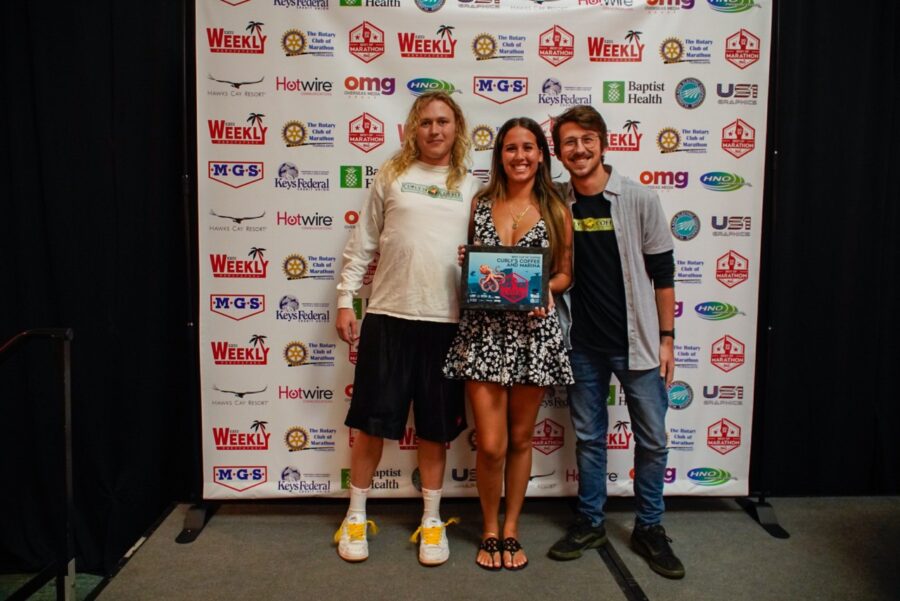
[345,313,466,442]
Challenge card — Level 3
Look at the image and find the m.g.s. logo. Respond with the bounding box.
[208,161,264,188]
[210,294,266,321]
[214,466,267,492]
[206,22,267,54]
[472,77,528,104]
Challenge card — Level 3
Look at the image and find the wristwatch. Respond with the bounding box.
[659,329,675,339]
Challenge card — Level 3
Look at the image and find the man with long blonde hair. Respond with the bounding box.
[334,92,480,566]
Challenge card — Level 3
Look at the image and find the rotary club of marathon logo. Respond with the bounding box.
[659,37,711,65]
[281,120,335,148]
[283,341,336,367]
[471,33,524,61]
[282,254,336,280]
[471,124,496,151]
[280,28,334,57]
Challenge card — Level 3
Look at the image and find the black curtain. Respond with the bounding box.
[753,2,900,495]
[0,0,898,578]
[1,1,195,573]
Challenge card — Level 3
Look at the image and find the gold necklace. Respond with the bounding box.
[509,204,532,230]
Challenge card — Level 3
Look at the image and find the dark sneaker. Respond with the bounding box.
[631,524,685,579]
[547,517,608,560]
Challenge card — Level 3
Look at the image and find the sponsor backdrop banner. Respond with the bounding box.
[196,0,771,500]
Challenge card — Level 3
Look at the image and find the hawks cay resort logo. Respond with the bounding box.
[539,78,593,107]
[212,420,271,450]
[280,28,334,57]
[212,384,269,407]
[281,253,337,280]
[206,21,267,54]
[211,334,270,366]
[210,247,269,278]
[276,295,331,324]
[588,30,644,63]
[274,161,329,192]
[208,209,266,232]
[398,25,457,58]
[208,161,264,189]
[207,73,266,98]
[659,36,712,65]
[208,113,267,145]
[471,33,524,61]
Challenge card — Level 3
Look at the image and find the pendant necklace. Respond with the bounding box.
[509,204,531,230]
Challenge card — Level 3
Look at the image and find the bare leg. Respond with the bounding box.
[468,380,508,569]
[350,430,385,489]
[502,384,545,568]
[417,438,447,491]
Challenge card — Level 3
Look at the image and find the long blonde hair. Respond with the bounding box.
[480,117,568,267]
[379,92,471,191]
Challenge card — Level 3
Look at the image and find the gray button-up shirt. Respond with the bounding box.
[556,166,673,371]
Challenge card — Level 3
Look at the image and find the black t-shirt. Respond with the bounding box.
[571,191,628,354]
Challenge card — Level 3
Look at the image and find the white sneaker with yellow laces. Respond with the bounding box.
[334,513,378,562]
[409,517,459,566]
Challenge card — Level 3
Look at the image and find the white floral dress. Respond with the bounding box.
[443,198,574,387]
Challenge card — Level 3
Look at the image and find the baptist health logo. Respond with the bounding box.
[340,165,378,189]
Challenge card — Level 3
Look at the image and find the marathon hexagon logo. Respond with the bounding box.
[710,334,745,373]
[722,119,755,159]
[532,418,564,455]
[208,161,264,189]
[715,250,749,288]
[214,466,267,492]
[725,29,760,69]
[349,113,385,153]
[349,21,385,63]
[538,25,574,67]
[210,294,266,321]
[707,418,741,455]
[472,76,528,104]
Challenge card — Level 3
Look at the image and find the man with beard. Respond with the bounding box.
[547,105,684,579]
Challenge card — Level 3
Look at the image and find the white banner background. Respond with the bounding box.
[196,0,771,500]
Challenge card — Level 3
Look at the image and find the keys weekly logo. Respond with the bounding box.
[207,22,267,54]
[209,247,268,279]
[398,25,457,58]
[208,113,267,145]
[607,120,642,152]
[212,421,271,450]
[588,30,645,63]
[211,334,270,366]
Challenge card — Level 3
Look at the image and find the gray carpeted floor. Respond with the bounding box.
[94,496,900,601]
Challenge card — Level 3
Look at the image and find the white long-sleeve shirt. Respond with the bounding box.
[337,161,480,323]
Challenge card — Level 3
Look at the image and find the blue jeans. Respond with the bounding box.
[567,346,669,527]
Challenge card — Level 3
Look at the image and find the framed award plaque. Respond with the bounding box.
[460,245,550,311]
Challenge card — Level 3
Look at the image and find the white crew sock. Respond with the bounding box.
[348,484,369,519]
[422,487,443,523]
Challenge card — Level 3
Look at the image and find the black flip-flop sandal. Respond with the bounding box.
[476,536,503,571]
[502,537,529,571]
